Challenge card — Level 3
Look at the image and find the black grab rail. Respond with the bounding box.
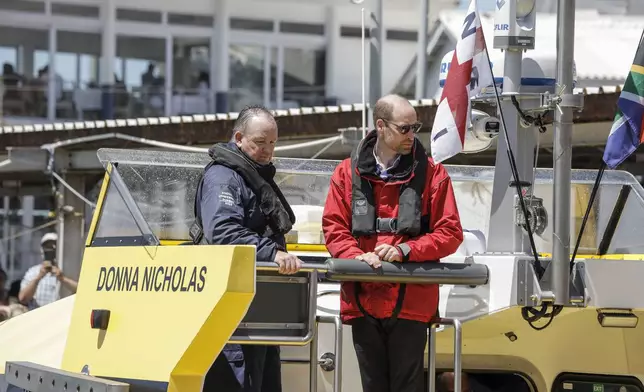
[256,259,489,285]
[324,258,489,285]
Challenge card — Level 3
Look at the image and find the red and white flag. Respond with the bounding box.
[430,0,494,163]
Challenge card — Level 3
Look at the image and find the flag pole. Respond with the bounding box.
[569,162,605,271]
[361,7,366,138]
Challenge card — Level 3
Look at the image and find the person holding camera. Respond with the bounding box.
[18,232,78,310]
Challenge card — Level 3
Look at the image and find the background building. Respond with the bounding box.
[0,0,459,124]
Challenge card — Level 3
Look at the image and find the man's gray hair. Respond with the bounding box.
[230,105,276,141]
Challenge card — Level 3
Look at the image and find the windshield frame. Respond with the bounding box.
[92,148,644,255]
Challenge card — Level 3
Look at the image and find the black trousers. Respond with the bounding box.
[352,317,428,392]
[203,345,282,392]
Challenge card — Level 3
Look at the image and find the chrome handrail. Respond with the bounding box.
[310,315,343,392]
[427,318,463,392]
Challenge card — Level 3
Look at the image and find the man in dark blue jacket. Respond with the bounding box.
[196,105,302,392]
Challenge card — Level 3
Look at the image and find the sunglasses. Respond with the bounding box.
[381,119,423,135]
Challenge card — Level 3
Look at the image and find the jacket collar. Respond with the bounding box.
[355,129,420,182]
[210,142,277,181]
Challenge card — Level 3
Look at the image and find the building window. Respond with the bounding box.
[229,44,327,111]
[33,50,77,87]
[340,26,370,39]
[51,2,100,18]
[116,8,162,24]
[230,18,274,32]
[167,13,214,27]
[0,0,45,13]
[0,46,18,70]
[283,48,326,107]
[229,44,266,112]
[386,29,418,42]
[116,36,166,88]
[280,22,325,36]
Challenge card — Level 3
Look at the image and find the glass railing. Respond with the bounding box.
[95,147,644,256]
[1,80,331,122]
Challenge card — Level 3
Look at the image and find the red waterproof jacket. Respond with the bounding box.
[322,134,463,324]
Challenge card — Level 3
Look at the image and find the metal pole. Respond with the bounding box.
[214,0,230,113]
[427,325,436,392]
[56,184,65,278]
[415,0,429,100]
[506,49,527,253]
[551,0,575,305]
[100,0,116,85]
[333,315,343,392]
[309,320,318,392]
[368,0,383,129]
[8,226,15,286]
[452,319,462,392]
[487,47,530,253]
[1,196,8,274]
[0,73,4,126]
[47,25,57,122]
[361,7,366,138]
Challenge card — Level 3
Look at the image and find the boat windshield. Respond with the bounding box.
[94,148,644,256]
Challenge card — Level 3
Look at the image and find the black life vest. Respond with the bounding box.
[189,143,295,245]
[348,133,431,330]
[350,134,428,238]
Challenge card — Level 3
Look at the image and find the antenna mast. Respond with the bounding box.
[361,7,366,138]
[350,0,374,138]
[369,0,384,130]
[551,0,577,305]
[487,0,538,253]
[416,0,429,100]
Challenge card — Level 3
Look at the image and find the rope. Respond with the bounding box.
[276,137,340,186]
[0,220,58,242]
[274,136,342,152]
[50,171,96,208]
[41,132,342,154]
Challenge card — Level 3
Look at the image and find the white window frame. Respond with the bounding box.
[0,11,329,111]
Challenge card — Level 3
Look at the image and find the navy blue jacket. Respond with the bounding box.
[197,159,286,262]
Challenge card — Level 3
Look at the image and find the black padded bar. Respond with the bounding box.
[256,261,328,273]
[324,259,489,285]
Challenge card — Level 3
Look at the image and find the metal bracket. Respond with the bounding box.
[570,261,591,307]
[319,352,336,371]
[517,257,587,308]
[5,361,129,392]
[516,258,553,307]
[540,90,585,112]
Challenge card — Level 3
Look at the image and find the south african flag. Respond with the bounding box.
[603,30,644,169]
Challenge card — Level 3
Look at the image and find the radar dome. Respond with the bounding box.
[438,49,577,95]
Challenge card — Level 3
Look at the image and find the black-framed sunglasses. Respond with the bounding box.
[381,118,423,135]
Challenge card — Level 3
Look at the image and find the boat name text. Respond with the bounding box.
[96,266,207,292]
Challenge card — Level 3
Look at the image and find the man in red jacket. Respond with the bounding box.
[322,94,463,392]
